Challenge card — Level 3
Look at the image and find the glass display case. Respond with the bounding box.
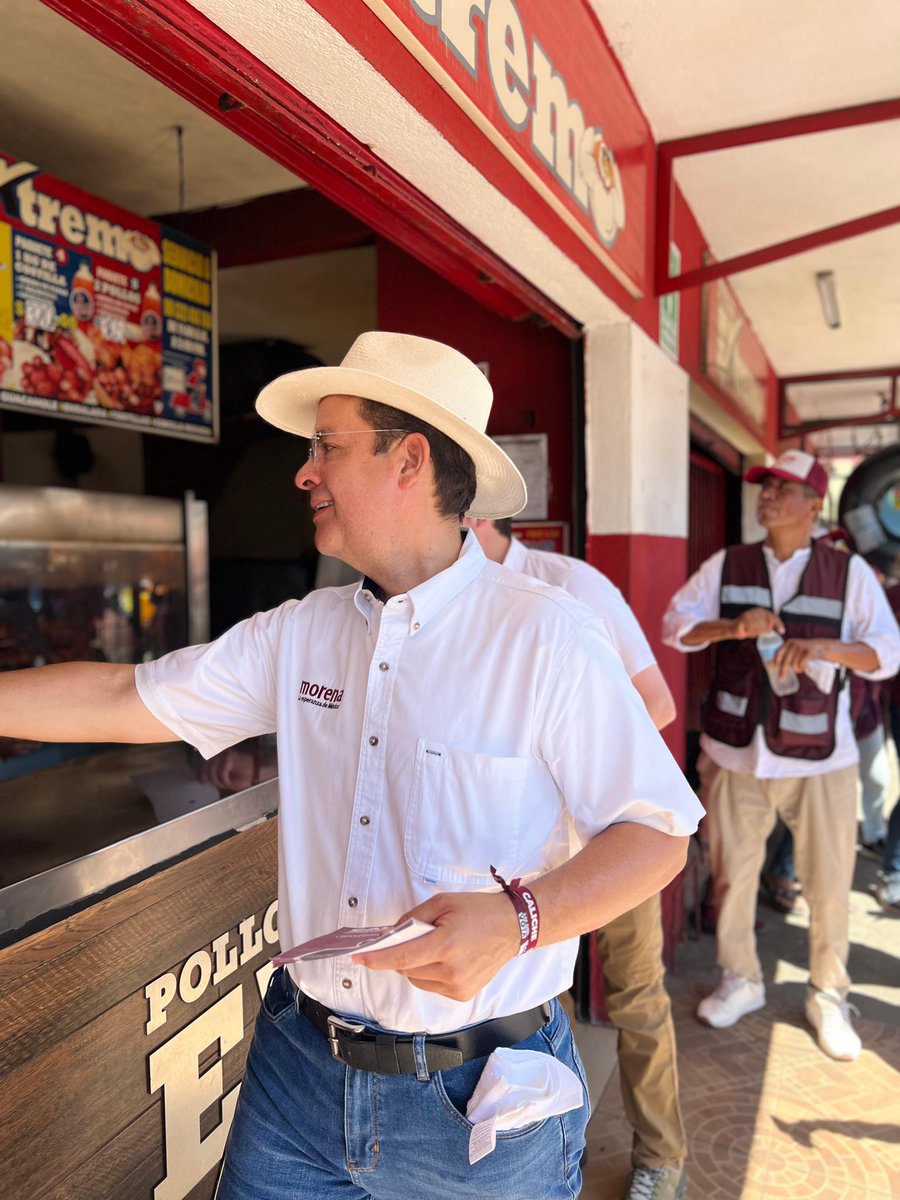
[0,483,210,887]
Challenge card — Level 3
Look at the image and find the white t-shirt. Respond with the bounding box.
[502,537,656,679]
[662,543,900,779]
[137,532,702,1033]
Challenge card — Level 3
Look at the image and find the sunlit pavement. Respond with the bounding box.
[581,838,900,1200]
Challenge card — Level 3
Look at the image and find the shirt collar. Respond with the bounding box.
[763,542,812,567]
[501,535,528,573]
[352,529,488,636]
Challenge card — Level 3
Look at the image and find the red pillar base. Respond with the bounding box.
[585,532,691,995]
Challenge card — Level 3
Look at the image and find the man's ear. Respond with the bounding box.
[396,431,431,492]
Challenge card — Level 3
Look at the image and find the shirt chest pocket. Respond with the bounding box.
[404,739,529,887]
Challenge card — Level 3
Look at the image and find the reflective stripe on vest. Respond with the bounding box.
[780,595,845,622]
[778,710,829,736]
[721,585,771,608]
[716,691,749,717]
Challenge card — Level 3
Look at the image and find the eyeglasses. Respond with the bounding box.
[307,429,408,464]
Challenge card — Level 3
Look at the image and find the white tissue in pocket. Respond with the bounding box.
[465,1046,584,1164]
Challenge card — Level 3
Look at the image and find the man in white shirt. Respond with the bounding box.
[466,516,686,1200]
[1,333,701,1199]
[663,450,900,1063]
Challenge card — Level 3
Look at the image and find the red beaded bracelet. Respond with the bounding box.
[490,865,540,956]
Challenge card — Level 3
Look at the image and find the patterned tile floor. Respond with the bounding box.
[581,848,900,1200]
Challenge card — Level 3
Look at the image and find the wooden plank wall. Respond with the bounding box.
[0,817,279,1200]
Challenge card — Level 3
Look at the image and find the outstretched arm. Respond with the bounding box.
[0,662,178,745]
[355,822,688,1002]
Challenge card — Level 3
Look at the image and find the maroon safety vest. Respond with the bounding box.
[703,539,850,760]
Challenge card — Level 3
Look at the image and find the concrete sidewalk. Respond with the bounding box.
[580,846,900,1200]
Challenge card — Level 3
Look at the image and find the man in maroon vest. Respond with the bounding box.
[663,451,900,1061]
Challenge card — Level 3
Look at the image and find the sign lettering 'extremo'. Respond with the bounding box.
[0,153,218,442]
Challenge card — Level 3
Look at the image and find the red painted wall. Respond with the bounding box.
[376,239,575,525]
[587,532,688,767]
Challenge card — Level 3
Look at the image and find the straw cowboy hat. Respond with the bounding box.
[255,331,527,519]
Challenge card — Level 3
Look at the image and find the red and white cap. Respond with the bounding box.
[744,450,828,498]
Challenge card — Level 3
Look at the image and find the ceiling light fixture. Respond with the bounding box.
[815,270,841,330]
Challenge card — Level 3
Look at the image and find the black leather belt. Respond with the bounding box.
[294,984,552,1075]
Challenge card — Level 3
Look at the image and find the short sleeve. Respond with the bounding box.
[561,568,656,678]
[134,603,297,758]
[538,616,703,844]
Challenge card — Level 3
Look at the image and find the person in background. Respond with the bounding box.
[874,578,900,916]
[662,450,899,1062]
[0,333,701,1199]
[465,515,686,1200]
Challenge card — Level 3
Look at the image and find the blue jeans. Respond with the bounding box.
[216,969,589,1199]
[885,706,900,875]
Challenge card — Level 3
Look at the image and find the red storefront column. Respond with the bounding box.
[583,321,692,988]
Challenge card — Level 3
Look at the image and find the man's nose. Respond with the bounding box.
[295,458,318,490]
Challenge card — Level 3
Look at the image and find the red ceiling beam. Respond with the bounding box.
[40,0,581,336]
[656,98,900,296]
[155,188,374,268]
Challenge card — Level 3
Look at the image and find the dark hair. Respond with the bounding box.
[357,398,477,519]
[492,518,514,538]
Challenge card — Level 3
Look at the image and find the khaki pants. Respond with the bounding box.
[596,895,687,1169]
[700,756,858,995]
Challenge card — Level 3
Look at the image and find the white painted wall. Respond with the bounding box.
[188,0,623,331]
[585,324,690,537]
[190,0,690,538]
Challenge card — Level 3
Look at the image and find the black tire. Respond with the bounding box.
[838,445,900,577]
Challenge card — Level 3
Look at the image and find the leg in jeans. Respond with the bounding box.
[886,705,900,875]
[768,825,796,882]
[218,969,589,1200]
[776,765,858,996]
[596,894,686,1171]
[703,759,778,982]
[857,725,890,845]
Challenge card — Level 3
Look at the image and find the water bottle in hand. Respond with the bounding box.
[757,630,799,696]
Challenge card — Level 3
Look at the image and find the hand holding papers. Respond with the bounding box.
[273,918,435,964]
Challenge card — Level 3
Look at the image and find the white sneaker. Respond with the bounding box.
[805,987,861,1062]
[697,971,765,1028]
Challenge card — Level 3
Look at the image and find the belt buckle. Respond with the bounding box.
[327,1014,366,1060]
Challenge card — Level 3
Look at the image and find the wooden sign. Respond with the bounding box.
[0,817,279,1200]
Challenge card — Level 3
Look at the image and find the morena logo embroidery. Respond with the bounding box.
[297,679,344,710]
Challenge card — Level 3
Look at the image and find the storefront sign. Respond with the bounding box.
[365,0,650,295]
[0,153,218,442]
[701,275,769,436]
[146,901,278,1200]
[512,520,569,555]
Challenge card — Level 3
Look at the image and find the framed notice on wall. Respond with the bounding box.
[0,153,218,442]
[494,433,549,521]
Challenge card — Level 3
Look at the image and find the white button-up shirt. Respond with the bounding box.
[662,544,900,779]
[137,533,701,1033]
[502,537,656,679]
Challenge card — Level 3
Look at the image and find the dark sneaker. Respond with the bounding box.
[859,837,886,862]
[623,1165,687,1200]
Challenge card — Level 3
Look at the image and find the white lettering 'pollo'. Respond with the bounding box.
[144,899,278,1034]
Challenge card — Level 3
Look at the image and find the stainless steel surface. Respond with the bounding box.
[184,490,210,644]
[0,484,184,544]
[0,541,186,590]
[0,778,279,939]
